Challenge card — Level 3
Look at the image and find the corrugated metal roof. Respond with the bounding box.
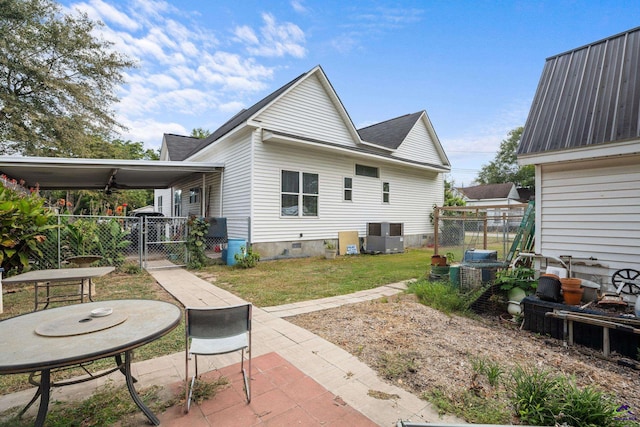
[518,26,640,156]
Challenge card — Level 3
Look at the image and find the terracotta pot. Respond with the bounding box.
[560,277,581,290]
[562,286,584,305]
[431,255,447,267]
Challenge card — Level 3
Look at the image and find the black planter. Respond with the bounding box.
[536,275,562,302]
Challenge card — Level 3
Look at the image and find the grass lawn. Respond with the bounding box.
[0,248,433,399]
[196,247,433,306]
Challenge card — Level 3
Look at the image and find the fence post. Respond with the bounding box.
[482,209,487,249]
[433,207,439,255]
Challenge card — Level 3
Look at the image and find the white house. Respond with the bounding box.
[156,65,450,258]
[456,183,527,229]
[518,27,640,286]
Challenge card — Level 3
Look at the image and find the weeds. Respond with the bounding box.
[408,280,468,314]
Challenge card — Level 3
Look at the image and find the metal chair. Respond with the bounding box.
[184,303,252,412]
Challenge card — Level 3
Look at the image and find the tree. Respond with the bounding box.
[444,180,465,207]
[0,0,135,156]
[190,128,210,139]
[45,138,159,214]
[476,127,534,188]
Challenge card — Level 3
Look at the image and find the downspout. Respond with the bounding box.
[201,173,206,217]
[219,169,224,217]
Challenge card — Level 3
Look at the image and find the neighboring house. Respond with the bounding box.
[456,183,526,228]
[518,27,640,284]
[156,65,450,257]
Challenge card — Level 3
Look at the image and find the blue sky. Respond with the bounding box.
[61,0,640,186]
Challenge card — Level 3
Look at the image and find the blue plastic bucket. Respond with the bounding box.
[226,239,246,266]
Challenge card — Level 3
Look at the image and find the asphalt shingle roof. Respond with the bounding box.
[458,183,515,200]
[163,134,202,161]
[357,112,422,149]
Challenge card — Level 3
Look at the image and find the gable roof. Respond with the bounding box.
[457,183,516,200]
[163,134,202,161]
[167,65,449,172]
[181,69,312,159]
[519,26,640,157]
[357,112,422,150]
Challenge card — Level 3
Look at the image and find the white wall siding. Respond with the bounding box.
[393,117,442,164]
[186,131,253,239]
[255,74,357,147]
[251,139,442,243]
[539,154,640,274]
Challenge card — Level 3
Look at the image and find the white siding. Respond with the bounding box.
[186,131,253,239]
[251,139,442,243]
[393,117,442,164]
[255,74,358,147]
[538,154,640,274]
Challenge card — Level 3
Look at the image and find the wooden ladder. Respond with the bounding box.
[505,200,535,265]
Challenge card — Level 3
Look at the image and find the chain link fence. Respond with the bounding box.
[433,204,529,264]
[30,214,250,271]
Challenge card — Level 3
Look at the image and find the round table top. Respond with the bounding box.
[0,299,181,374]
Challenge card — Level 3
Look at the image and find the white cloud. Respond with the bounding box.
[219,101,246,113]
[234,25,260,45]
[235,13,306,58]
[70,0,139,31]
[66,1,306,149]
[291,0,308,14]
[118,117,188,150]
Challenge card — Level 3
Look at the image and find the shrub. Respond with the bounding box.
[234,245,260,268]
[186,216,209,269]
[0,184,58,275]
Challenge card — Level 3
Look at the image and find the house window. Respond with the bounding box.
[173,190,182,216]
[344,177,352,201]
[189,187,200,204]
[281,170,318,217]
[355,164,379,178]
[383,182,390,203]
[157,196,163,214]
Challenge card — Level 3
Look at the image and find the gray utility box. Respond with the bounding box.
[366,222,404,254]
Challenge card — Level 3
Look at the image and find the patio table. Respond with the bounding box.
[0,299,181,426]
[2,266,115,310]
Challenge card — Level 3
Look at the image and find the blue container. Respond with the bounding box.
[226,239,246,266]
[463,249,497,263]
[220,249,228,265]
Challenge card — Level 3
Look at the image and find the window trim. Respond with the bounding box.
[280,169,319,217]
[382,181,390,204]
[355,164,379,178]
[173,189,182,216]
[343,177,353,202]
[189,187,200,204]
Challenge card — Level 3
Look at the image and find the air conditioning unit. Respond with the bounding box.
[366,222,404,254]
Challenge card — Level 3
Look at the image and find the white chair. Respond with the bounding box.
[184,303,252,412]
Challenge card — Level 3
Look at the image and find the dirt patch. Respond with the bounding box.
[288,293,640,421]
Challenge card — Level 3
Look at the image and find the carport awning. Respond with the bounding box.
[0,157,223,190]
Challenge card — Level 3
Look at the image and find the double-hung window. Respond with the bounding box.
[281,170,318,216]
[344,177,352,201]
[173,190,182,216]
[189,188,200,204]
[383,182,390,203]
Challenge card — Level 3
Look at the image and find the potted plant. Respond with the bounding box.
[496,266,537,297]
[495,266,537,319]
[324,240,337,259]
